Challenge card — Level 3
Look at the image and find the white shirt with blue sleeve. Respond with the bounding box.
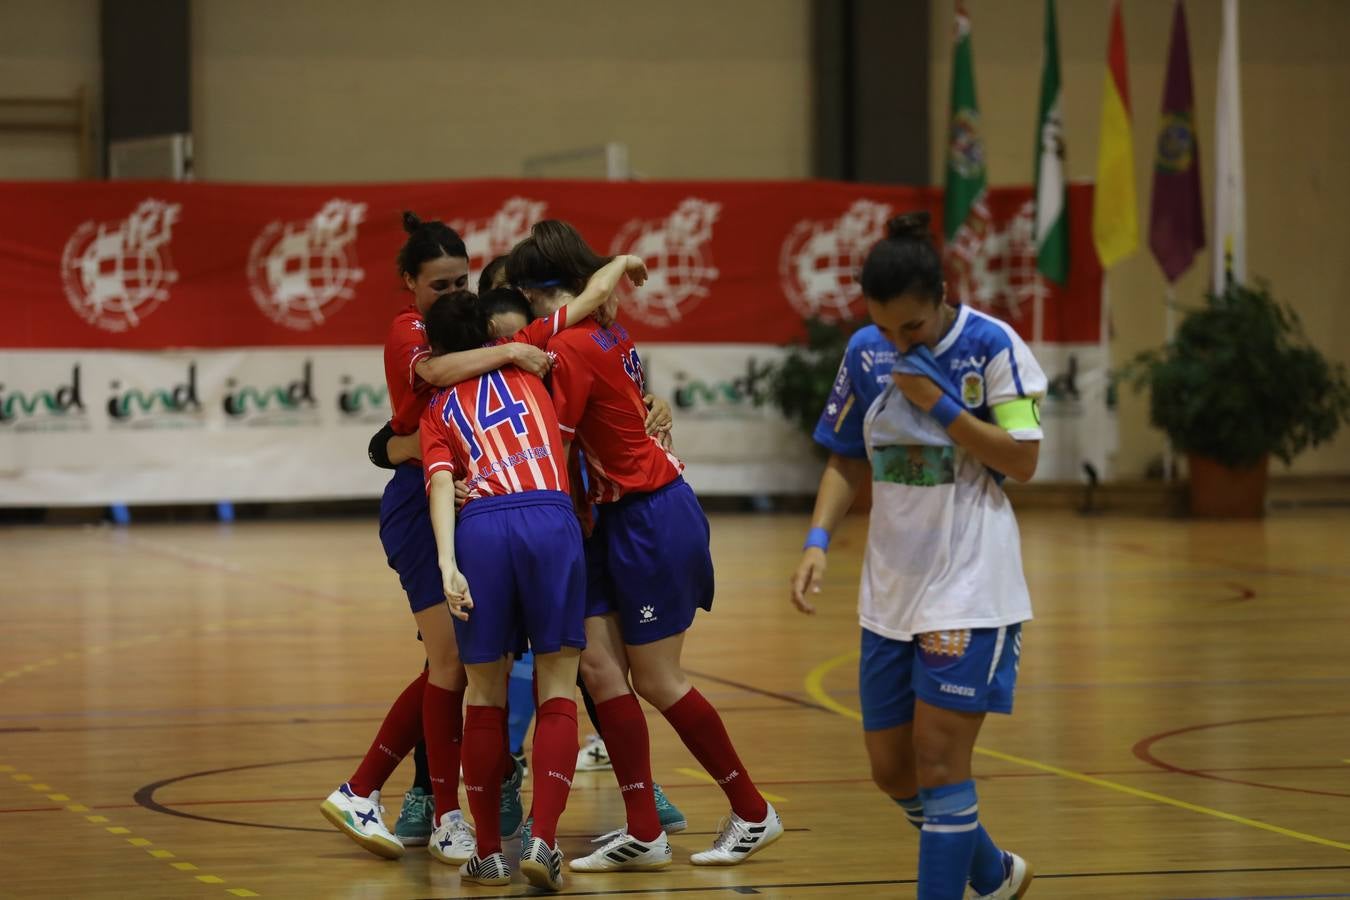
[858,305,1047,640]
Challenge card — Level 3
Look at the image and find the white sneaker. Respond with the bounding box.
[575,734,612,771]
[570,828,672,872]
[427,810,476,865]
[520,835,565,891]
[690,802,783,866]
[319,783,404,860]
[973,851,1034,899]
[459,851,511,886]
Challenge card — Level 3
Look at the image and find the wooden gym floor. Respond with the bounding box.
[2,509,1349,899]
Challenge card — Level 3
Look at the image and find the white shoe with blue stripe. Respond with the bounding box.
[319,783,404,860]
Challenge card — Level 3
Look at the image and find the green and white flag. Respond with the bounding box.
[944,1,986,242]
[1034,0,1069,284]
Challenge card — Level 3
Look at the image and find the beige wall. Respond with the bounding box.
[0,0,98,179]
[191,0,811,181]
[929,0,1350,476]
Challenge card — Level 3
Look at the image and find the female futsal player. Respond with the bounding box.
[321,214,550,862]
[507,221,783,872]
[789,212,1039,900]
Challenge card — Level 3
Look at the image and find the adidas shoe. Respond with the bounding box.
[575,734,612,771]
[393,786,434,846]
[427,810,475,866]
[653,783,687,833]
[690,802,783,866]
[459,851,511,887]
[570,828,672,872]
[500,755,525,839]
[319,783,404,860]
[520,835,565,891]
[974,851,1034,899]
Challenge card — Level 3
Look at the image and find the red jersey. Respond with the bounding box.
[383,305,434,437]
[547,319,683,503]
[420,366,568,504]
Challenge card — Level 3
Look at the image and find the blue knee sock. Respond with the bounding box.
[506,653,535,754]
[894,794,925,830]
[918,780,980,900]
[968,825,1007,896]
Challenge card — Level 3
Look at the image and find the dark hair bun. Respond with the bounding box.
[886,212,933,242]
[401,210,423,235]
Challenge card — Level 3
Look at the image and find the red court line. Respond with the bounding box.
[1134,710,1350,800]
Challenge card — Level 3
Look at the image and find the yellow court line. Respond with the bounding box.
[804,649,1350,854]
[1,760,261,895]
[674,767,789,804]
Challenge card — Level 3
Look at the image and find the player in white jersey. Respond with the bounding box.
[789,213,1041,900]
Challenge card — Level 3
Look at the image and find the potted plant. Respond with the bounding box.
[1120,282,1350,517]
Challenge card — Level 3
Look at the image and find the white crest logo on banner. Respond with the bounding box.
[779,199,891,322]
[946,200,1049,321]
[61,199,182,332]
[247,199,367,331]
[608,198,721,327]
[451,197,548,276]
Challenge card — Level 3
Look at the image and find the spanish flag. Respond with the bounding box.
[1092,0,1139,269]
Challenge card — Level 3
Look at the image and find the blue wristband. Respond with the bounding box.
[804,527,830,551]
[931,395,963,428]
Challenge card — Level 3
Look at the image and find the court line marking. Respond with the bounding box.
[674,768,788,804]
[3,763,260,897]
[804,649,1350,854]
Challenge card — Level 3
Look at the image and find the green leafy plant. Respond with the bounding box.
[768,317,866,443]
[1119,282,1350,468]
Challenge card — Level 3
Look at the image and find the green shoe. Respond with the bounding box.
[653,783,687,833]
[393,786,434,846]
[519,815,533,846]
[500,756,525,839]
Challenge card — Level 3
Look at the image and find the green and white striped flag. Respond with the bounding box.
[1034,0,1069,284]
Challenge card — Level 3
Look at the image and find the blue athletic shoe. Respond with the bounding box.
[653,783,687,833]
[393,786,434,846]
[500,755,525,839]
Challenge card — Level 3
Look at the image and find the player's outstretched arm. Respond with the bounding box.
[790,453,869,615]
[428,470,473,620]
[417,342,551,387]
[559,255,647,328]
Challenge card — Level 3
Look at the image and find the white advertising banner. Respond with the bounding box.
[0,343,1112,506]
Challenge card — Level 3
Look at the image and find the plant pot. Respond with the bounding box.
[1186,453,1269,518]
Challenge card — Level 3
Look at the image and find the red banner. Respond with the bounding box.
[0,179,1100,349]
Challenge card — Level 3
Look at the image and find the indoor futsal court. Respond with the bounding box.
[4,508,1349,898]
[6,0,1350,898]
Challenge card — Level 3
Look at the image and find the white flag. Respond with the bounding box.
[1213,0,1246,290]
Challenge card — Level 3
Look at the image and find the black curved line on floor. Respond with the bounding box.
[133,755,355,833]
[682,669,827,712]
[406,864,1350,899]
[132,755,815,837]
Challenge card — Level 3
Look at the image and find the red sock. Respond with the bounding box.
[463,705,506,855]
[595,694,661,840]
[421,682,464,822]
[529,697,578,846]
[348,670,427,797]
[662,688,767,822]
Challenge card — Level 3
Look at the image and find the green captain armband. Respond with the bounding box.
[992,397,1040,433]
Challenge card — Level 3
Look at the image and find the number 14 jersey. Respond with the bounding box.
[420,366,569,505]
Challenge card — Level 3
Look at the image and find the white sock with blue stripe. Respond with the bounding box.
[918,780,980,900]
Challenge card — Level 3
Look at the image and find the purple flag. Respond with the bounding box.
[1149,0,1206,283]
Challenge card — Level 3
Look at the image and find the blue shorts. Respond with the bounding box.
[859,625,1023,731]
[453,490,587,665]
[378,464,443,613]
[590,476,714,645]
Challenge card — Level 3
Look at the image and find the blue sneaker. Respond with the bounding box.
[500,755,525,839]
[653,783,687,833]
[393,786,434,846]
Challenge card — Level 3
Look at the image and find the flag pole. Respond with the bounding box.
[1163,285,1177,480]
